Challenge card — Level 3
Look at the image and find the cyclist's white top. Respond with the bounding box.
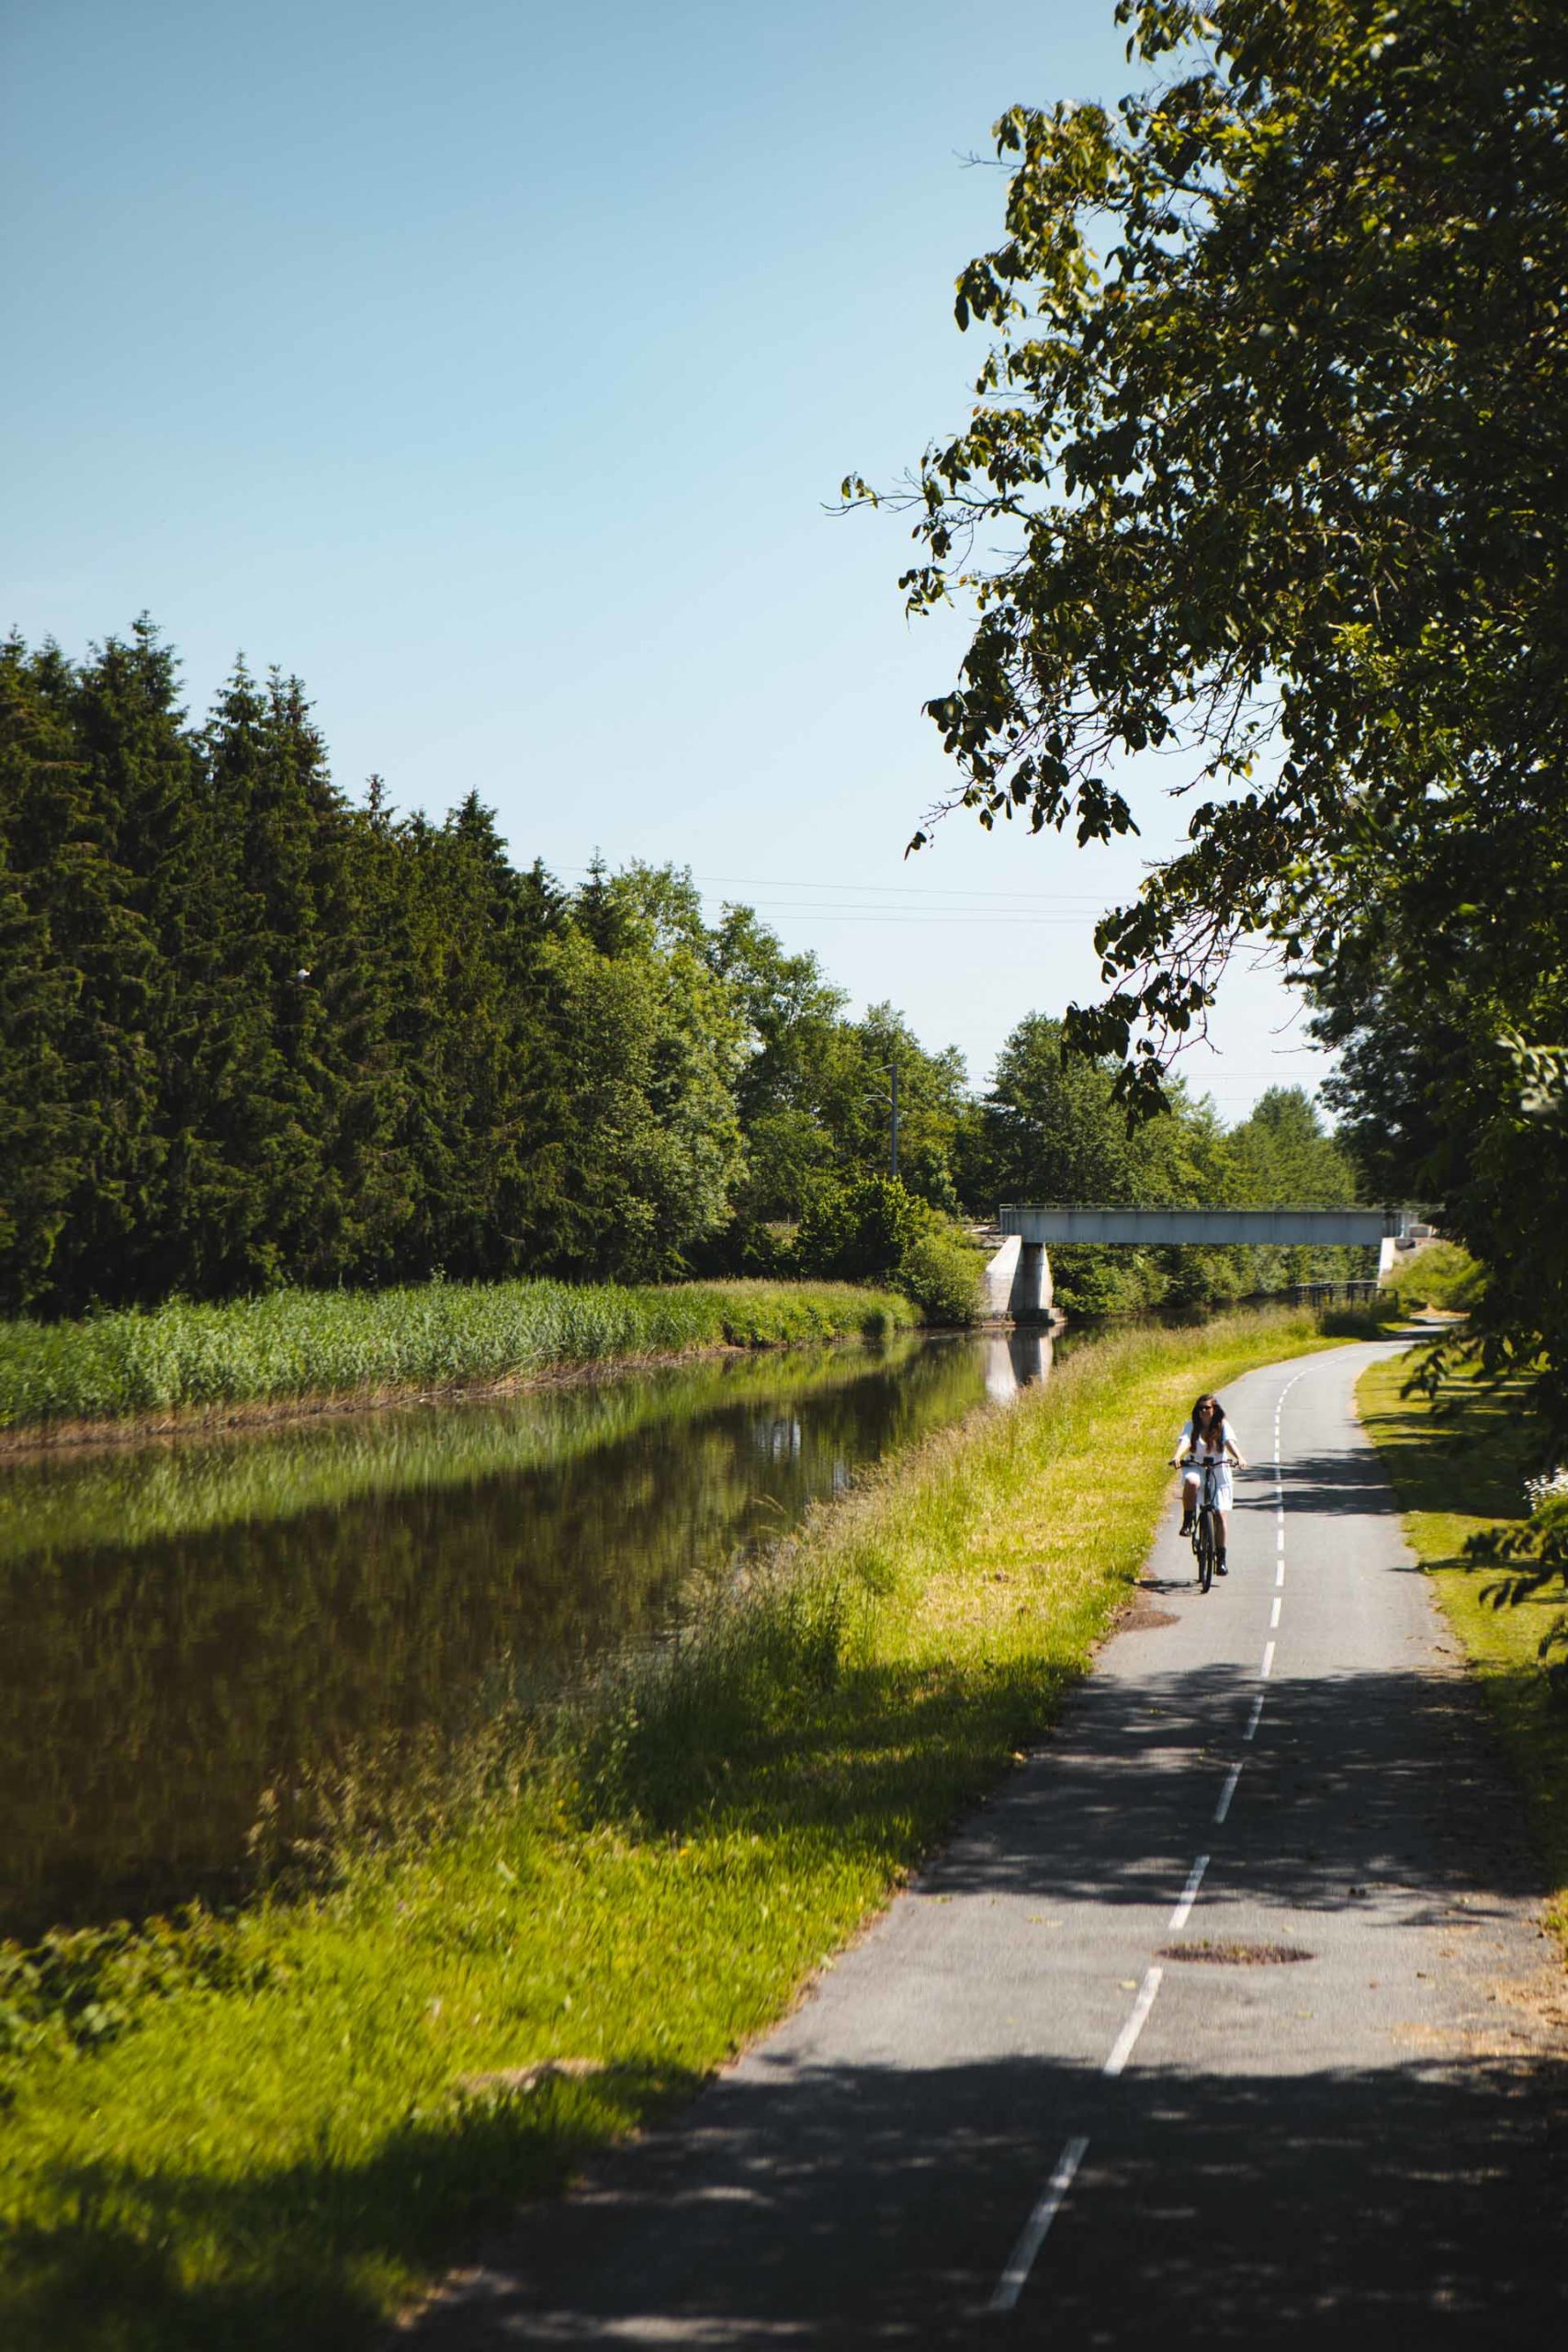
[1178,1415,1239,1462]
[1179,1418,1237,1513]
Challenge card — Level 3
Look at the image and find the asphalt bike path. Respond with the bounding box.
[413,1341,1567,2346]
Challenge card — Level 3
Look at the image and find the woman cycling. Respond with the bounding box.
[1171,1393,1247,1576]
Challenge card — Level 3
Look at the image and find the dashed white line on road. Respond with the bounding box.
[1103,1966,1164,2077]
[1270,1597,1282,1629]
[1169,1855,1210,1930]
[998,1361,1300,2314]
[988,2135,1090,2313]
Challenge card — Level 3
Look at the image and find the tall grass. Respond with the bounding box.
[0,1278,918,1435]
[0,1305,1351,2352]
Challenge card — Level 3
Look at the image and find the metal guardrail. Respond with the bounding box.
[1275,1278,1381,1306]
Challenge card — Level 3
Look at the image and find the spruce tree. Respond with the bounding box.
[0,630,167,1310]
[0,669,83,1309]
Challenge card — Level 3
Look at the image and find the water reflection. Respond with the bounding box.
[983,1329,1055,1403]
[0,1329,1049,1937]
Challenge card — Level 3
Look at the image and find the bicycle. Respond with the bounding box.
[1184,1453,1224,1593]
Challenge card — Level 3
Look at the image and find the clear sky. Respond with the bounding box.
[5,0,1333,1120]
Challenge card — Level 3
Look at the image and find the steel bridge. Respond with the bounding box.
[987,1204,1409,1320]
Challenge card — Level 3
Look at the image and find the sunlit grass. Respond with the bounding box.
[0,1278,918,1436]
[0,1306,1350,2351]
[1357,1351,1568,1951]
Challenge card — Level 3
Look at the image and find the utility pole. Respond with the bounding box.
[865,1059,902,1181]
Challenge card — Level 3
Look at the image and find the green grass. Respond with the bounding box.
[1357,1351,1568,1951]
[0,1278,919,1436]
[0,1305,1352,2351]
[1377,1238,1485,1317]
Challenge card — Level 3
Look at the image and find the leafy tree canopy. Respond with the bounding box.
[852,0,1568,1425]
[850,0,1567,1101]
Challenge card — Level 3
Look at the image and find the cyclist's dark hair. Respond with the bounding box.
[1191,1392,1224,1430]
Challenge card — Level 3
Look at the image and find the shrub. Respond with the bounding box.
[793,1175,930,1283]
[792,1176,980,1325]
[897,1230,983,1325]
[1382,1239,1485,1315]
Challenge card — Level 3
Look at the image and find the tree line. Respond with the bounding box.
[0,622,1358,1321]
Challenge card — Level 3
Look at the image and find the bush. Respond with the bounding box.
[1382,1239,1485,1316]
[792,1175,981,1325]
[897,1230,983,1325]
[793,1174,930,1283]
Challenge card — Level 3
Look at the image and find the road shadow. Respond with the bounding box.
[413,2040,1568,2348]
[1229,1450,1404,1521]
[581,1635,1544,1933]
[8,2041,1562,2352]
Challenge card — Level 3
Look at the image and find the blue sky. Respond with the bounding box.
[5,0,1333,1118]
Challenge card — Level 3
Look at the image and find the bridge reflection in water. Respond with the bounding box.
[984,1328,1055,1404]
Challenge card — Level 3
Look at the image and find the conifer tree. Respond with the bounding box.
[0,630,167,1309]
[0,643,77,1306]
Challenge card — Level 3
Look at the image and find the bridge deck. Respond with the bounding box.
[998,1206,1398,1247]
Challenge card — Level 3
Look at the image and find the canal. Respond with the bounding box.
[0,1329,1052,1939]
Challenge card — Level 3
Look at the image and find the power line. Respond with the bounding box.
[560,864,1115,906]
[697,912,1104,925]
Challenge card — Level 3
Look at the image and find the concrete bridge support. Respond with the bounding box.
[980,1233,1054,1322]
[980,1233,1020,1315]
[1008,1239,1053,1323]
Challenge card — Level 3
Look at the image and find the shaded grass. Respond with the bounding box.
[0,1306,1351,2352]
[1357,1352,1568,1951]
[0,1278,918,1437]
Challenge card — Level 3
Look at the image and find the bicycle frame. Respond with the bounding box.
[1187,1453,1225,1592]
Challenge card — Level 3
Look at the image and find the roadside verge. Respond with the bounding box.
[1357,1350,1568,1954]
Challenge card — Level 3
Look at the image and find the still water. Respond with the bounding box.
[0,1330,1051,1939]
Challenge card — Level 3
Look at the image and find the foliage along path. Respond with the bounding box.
[412,1341,1568,2348]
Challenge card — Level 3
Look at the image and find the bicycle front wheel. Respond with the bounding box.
[1196,1513,1215,1593]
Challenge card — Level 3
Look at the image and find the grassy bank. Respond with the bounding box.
[0,1306,1348,2351]
[1357,1352,1568,1951]
[0,1277,919,1439]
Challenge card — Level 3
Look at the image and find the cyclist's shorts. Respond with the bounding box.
[1181,1459,1235,1511]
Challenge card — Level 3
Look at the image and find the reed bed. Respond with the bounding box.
[0,1277,918,1436]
